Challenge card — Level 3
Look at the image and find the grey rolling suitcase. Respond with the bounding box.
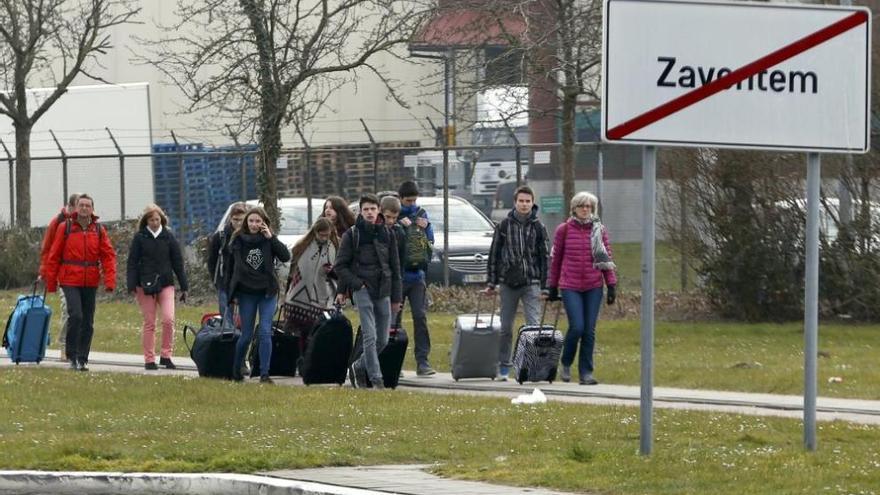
[451,295,501,381]
[511,302,564,384]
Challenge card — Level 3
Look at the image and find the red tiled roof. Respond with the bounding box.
[410,9,527,51]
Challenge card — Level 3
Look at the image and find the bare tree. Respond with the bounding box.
[413,0,602,204]
[0,0,140,227]
[144,0,430,227]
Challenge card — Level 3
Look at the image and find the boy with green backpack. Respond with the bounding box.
[397,181,436,376]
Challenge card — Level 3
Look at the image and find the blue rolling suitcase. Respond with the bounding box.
[2,282,52,364]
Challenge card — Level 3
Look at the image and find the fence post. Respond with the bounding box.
[360,119,379,191]
[596,144,604,217]
[226,125,247,200]
[0,139,14,226]
[441,123,450,287]
[296,126,314,226]
[49,130,68,204]
[504,122,522,186]
[106,128,126,220]
[170,131,186,240]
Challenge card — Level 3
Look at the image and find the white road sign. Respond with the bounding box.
[602,0,871,152]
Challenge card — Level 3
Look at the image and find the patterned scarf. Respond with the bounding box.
[587,215,616,271]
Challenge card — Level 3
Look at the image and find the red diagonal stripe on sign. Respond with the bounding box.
[606,10,868,140]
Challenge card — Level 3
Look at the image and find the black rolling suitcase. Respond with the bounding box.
[351,310,409,389]
[300,305,353,385]
[248,326,299,378]
[184,312,240,380]
[511,301,564,384]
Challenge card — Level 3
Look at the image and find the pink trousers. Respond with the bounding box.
[135,286,176,363]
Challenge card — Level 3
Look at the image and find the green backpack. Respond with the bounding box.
[403,208,432,270]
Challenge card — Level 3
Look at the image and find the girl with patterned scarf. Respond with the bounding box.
[282,218,339,337]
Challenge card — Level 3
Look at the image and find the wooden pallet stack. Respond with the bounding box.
[277,141,420,200]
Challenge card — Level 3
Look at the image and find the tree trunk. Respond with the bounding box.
[258,113,282,231]
[560,89,576,205]
[14,124,31,228]
[241,0,281,230]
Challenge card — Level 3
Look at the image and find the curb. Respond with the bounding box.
[0,471,391,495]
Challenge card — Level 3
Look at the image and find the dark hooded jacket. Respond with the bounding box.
[487,205,550,289]
[333,215,402,303]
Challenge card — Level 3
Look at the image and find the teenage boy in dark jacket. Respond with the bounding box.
[486,185,550,381]
[334,194,402,389]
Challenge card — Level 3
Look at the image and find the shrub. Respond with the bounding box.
[0,226,42,289]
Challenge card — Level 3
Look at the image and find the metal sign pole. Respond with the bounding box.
[804,152,820,451]
[640,145,656,456]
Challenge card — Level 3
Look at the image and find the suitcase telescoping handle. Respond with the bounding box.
[32,279,47,308]
[538,300,563,337]
[184,303,240,354]
[474,291,498,329]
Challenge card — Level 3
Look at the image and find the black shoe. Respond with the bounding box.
[159,357,176,369]
[145,362,159,370]
[416,364,436,376]
[69,359,78,370]
[259,376,274,384]
[232,371,244,382]
[77,361,89,372]
[579,374,598,386]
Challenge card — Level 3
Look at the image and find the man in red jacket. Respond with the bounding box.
[38,193,80,361]
[43,194,117,371]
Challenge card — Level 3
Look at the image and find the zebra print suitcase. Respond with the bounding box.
[510,302,563,384]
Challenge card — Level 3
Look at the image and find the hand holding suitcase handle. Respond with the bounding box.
[31,279,47,308]
[538,300,563,337]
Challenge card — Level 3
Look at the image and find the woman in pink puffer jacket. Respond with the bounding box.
[546,191,617,385]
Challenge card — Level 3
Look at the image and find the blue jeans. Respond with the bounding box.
[560,288,604,373]
[233,292,277,378]
[352,288,391,384]
[498,283,542,368]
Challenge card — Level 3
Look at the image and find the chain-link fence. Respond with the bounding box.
[2,140,671,242]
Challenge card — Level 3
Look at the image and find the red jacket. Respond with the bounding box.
[39,208,72,279]
[547,218,617,292]
[44,215,117,292]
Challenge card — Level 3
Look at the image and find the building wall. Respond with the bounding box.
[68,2,444,149]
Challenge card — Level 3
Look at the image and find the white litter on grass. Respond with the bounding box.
[511,388,547,404]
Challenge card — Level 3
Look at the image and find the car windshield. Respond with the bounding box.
[421,203,493,233]
[279,207,310,235]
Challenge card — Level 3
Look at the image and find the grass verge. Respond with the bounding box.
[0,368,877,495]
[3,291,878,400]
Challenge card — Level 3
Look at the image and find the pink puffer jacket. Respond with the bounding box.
[547,218,617,291]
